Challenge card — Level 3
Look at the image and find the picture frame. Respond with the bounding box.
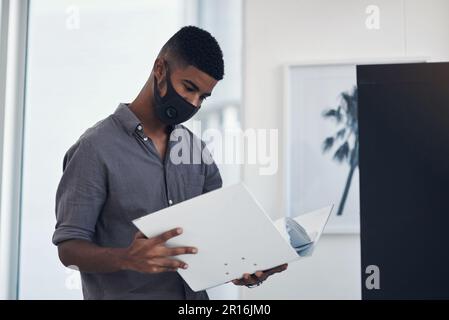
[283,57,427,234]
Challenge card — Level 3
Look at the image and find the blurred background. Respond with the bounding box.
[0,0,448,300]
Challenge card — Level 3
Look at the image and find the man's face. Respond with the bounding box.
[155,59,218,108]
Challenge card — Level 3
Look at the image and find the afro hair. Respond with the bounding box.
[161,26,224,81]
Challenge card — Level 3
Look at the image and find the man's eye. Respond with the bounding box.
[185,86,195,92]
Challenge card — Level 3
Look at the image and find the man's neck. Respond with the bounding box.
[129,79,167,138]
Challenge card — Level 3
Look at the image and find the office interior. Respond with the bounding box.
[0,0,448,300]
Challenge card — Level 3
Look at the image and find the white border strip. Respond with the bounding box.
[0,0,29,300]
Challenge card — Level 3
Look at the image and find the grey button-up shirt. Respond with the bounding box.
[52,103,222,300]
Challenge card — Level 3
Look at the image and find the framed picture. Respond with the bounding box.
[283,58,426,233]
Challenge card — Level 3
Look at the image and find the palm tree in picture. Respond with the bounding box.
[322,86,358,216]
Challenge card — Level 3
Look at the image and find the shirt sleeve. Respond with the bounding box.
[52,138,107,246]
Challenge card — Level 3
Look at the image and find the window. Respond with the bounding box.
[19,0,242,299]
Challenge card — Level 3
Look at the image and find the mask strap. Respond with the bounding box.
[163,60,175,92]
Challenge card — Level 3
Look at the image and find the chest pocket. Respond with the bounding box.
[181,172,205,200]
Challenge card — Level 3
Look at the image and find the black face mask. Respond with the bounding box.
[153,64,199,125]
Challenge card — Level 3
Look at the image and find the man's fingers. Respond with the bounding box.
[241,273,256,286]
[273,263,288,273]
[146,265,178,273]
[258,263,288,280]
[159,267,178,272]
[232,264,289,287]
[232,274,259,286]
[164,246,198,256]
[234,273,262,286]
[260,268,281,279]
[253,271,268,282]
[134,231,147,239]
[157,266,178,273]
[232,274,250,286]
[151,257,188,269]
[153,227,183,244]
[264,263,288,274]
[278,263,288,271]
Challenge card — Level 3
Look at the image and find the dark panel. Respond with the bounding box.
[357,62,449,299]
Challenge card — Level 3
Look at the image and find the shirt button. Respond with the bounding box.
[137,125,142,131]
[168,199,173,205]
[143,137,148,141]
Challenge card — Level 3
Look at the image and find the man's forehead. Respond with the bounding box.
[173,64,218,91]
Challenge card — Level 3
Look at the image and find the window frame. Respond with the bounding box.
[0,0,29,300]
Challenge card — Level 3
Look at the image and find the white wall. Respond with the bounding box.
[241,0,449,299]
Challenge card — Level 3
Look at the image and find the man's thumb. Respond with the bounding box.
[135,231,147,239]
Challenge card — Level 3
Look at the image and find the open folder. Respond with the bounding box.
[133,183,333,292]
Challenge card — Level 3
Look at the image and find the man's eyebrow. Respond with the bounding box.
[182,79,211,96]
[182,79,199,91]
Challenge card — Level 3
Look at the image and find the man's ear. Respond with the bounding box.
[153,58,167,95]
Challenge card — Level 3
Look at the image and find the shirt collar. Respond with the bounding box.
[114,103,141,135]
[114,103,178,136]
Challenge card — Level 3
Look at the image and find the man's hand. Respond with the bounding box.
[122,228,197,274]
[231,264,288,287]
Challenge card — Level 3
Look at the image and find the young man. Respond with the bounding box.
[53,26,287,300]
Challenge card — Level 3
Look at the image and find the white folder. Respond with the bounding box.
[132,183,333,292]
